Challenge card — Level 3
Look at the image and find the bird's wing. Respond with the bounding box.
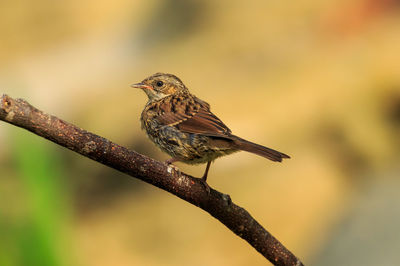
[177,105,232,136]
[155,95,232,137]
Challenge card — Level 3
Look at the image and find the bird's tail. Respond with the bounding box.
[231,135,290,162]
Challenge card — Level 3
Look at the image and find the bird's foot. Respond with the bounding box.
[165,159,181,177]
[199,176,211,194]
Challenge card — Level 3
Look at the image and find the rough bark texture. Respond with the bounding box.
[0,94,304,266]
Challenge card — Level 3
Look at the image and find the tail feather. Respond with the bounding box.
[232,136,290,162]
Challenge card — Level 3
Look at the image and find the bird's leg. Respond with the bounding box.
[202,161,212,182]
[165,157,179,165]
[199,161,212,194]
[165,157,180,176]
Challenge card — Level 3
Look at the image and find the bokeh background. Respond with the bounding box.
[1,0,400,265]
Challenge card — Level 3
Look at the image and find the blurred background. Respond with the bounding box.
[1,0,400,265]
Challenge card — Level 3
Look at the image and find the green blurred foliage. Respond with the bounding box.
[0,129,71,266]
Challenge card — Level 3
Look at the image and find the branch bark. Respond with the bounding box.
[0,94,304,266]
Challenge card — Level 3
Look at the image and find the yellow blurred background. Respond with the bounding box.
[1,0,400,265]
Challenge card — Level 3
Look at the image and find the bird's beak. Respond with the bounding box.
[130,82,153,90]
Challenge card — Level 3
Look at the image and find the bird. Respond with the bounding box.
[132,73,290,185]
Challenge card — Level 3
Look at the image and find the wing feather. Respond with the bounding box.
[154,94,232,137]
[178,107,231,136]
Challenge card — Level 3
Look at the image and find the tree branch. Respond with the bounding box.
[0,94,304,266]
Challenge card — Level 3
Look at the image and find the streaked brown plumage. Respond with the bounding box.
[132,73,290,183]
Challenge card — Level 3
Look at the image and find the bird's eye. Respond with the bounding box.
[156,81,164,87]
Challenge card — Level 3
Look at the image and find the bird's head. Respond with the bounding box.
[131,73,188,101]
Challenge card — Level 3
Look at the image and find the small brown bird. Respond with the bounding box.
[132,73,290,183]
